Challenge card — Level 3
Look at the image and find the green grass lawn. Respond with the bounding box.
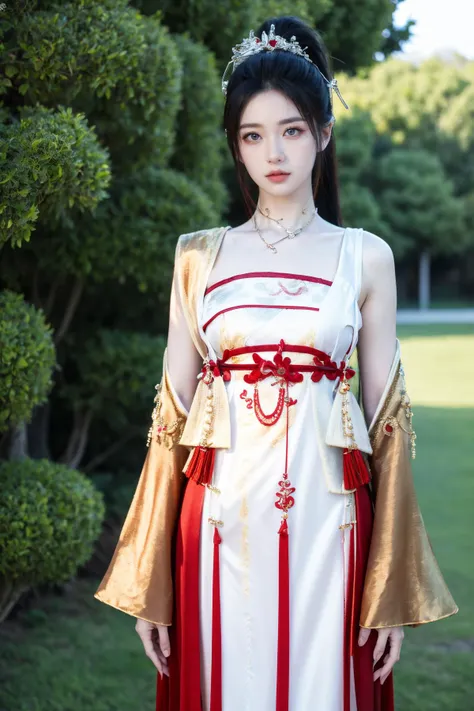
[0,579,157,711]
[0,324,473,710]
[397,299,474,309]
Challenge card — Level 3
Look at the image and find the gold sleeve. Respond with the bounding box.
[94,347,189,626]
[360,362,458,628]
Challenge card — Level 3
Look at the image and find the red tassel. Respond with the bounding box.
[276,518,290,711]
[343,448,371,490]
[210,526,222,711]
[184,445,216,485]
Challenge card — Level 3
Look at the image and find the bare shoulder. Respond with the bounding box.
[359,229,396,306]
[225,222,253,238]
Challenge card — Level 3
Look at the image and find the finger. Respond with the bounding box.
[157,658,169,676]
[373,656,388,680]
[373,629,389,666]
[156,648,170,676]
[157,625,171,658]
[140,634,164,674]
[378,640,401,684]
[358,627,371,647]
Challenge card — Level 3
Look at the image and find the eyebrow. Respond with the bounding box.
[239,116,306,130]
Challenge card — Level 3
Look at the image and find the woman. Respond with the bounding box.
[95,16,458,711]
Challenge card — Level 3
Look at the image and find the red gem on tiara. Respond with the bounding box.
[269,39,277,47]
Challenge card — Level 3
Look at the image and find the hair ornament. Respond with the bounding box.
[222,23,349,111]
[326,78,349,110]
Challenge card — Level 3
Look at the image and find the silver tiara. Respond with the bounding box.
[221,24,349,111]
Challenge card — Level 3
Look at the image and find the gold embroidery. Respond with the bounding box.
[372,362,417,460]
[204,483,221,495]
[369,363,401,445]
[381,415,398,437]
[208,516,224,527]
[399,362,417,459]
[146,380,186,450]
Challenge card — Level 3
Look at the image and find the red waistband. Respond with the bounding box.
[202,340,354,385]
[220,342,328,361]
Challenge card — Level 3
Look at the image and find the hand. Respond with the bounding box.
[135,618,171,677]
[358,625,405,685]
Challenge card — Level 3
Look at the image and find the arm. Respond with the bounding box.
[357,230,398,428]
[167,262,203,414]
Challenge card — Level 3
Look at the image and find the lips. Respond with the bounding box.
[266,171,290,177]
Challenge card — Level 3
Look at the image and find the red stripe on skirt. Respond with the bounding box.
[343,522,355,711]
[351,486,395,711]
[210,526,222,711]
[276,518,290,711]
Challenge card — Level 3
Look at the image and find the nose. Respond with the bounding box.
[266,134,285,164]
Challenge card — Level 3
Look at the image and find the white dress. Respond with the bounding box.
[198,227,363,711]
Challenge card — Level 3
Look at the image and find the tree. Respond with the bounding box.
[334,55,474,306]
[374,149,467,308]
[135,0,413,74]
[335,108,389,235]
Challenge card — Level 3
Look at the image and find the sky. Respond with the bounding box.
[393,0,474,60]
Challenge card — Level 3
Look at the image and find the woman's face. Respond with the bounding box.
[237,89,332,196]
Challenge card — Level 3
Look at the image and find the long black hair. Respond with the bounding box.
[223,16,343,226]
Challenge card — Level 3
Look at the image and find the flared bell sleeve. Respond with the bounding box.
[94,346,190,625]
[359,347,458,628]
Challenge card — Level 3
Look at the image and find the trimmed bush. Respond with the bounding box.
[0,106,111,248]
[0,290,56,433]
[7,2,182,168]
[0,458,105,620]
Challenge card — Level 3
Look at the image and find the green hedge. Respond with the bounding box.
[6,2,183,167]
[170,34,229,214]
[0,290,56,433]
[0,105,111,248]
[37,167,220,290]
[0,458,105,585]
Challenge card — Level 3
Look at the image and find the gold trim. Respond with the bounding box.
[93,593,172,626]
[359,606,459,629]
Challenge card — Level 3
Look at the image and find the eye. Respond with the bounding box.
[241,126,304,142]
[285,126,303,137]
[242,131,261,142]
